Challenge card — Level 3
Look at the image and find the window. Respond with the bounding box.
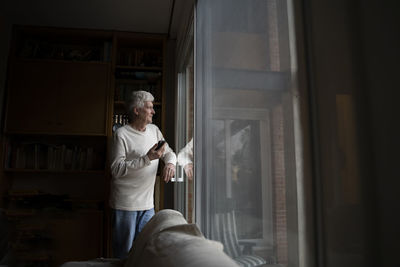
[175,20,195,223]
[194,0,306,265]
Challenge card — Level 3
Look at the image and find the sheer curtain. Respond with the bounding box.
[195,0,305,265]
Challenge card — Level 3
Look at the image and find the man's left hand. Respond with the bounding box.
[162,163,175,182]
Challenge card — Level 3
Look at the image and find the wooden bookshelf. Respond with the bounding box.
[0,25,168,264]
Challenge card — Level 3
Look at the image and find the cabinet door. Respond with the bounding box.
[5,61,59,133]
[51,211,103,265]
[56,62,109,135]
[5,61,109,135]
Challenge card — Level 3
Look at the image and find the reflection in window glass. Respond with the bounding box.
[229,121,262,240]
[213,119,264,240]
[195,0,303,266]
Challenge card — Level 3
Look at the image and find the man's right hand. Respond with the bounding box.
[147,142,166,160]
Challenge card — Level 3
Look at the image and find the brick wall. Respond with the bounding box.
[272,105,288,265]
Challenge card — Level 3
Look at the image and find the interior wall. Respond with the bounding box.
[358,1,400,266]
[305,0,399,266]
[305,0,368,265]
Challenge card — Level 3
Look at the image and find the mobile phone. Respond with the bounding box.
[155,140,166,150]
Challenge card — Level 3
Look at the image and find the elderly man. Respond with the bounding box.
[110,90,176,259]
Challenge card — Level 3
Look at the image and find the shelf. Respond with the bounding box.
[4,168,105,174]
[115,72,162,82]
[4,131,108,137]
[115,79,155,84]
[5,209,36,217]
[14,253,51,262]
[116,65,162,71]
[15,58,111,65]
[114,101,161,106]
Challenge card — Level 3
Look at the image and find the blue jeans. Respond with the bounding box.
[111,208,155,259]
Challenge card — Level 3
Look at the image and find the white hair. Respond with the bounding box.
[127,90,154,120]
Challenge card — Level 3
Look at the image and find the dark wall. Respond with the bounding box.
[305,0,400,266]
[358,1,400,266]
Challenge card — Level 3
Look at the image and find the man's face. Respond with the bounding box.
[136,101,155,125]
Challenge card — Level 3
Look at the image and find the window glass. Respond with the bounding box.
[195,0,303,265]
[175,49,194,223]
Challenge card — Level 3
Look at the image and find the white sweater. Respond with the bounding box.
[109,124,176,211]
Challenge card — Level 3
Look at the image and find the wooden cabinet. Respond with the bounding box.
[6,61,59,133]
[5,208,103,266]
[55,62,109,135]
[0,25,167,265]
[50,210,103,266]
[6,60,109,135]
[1,26,113,266]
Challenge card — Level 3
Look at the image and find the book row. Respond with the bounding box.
[5,142,104,171]
[18,39,112,62]
[117,48,162,67]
